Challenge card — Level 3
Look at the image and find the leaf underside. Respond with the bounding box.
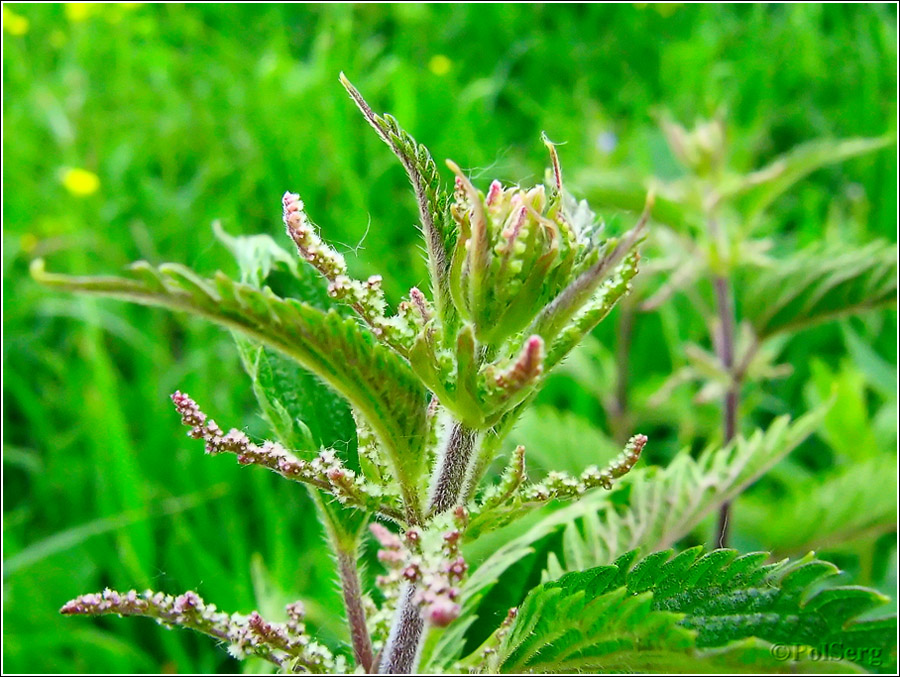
[31,259,428,486]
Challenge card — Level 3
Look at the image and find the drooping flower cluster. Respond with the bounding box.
[468,435,647,536]
[60,589,343,673]
[369,507,469,631]
[523,433,648,501]
[171,391,403,521]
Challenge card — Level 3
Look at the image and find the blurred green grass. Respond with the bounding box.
[3,3,896,673]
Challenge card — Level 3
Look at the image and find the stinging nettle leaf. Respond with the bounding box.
[742,240,897,340]
[727,135,895,225]
[339,73,456,323]
[215,223,358,455]
[739,454,898,557]
[30,259,428,513]
[470,547,893,673]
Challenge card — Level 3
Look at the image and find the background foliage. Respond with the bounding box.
[3,3,897,673]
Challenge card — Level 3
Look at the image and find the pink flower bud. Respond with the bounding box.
[426,598,460,627]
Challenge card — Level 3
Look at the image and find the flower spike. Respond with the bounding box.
[171,391,404,521]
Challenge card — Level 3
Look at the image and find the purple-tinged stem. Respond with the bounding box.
[378,584,425,674]
[337,549,375,673]
[428,423,479,515]
[713,273,739,548]
[611,298,635,444]
[378,422,477,673]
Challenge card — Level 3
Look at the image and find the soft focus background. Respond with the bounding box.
[3,3,897,673]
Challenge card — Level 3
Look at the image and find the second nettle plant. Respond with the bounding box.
[39,77,895,674]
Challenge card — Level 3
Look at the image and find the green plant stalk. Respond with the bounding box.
[428,423,480,516]
[379,583,425,674]
[701,203,742,550]
[611,297,636,445]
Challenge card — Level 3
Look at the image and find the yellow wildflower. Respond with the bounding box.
[428,55,452,77]
[65,3,100,22]
[3,6,30,35]
[62,168,101,197]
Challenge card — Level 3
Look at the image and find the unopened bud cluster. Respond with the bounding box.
[478,445,527,512]
[469,435,647,536]
[660,116,726,177]
[523,433,647,502]
[446,151,601,346]
[483,335,545,402]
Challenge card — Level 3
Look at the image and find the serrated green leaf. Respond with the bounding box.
[471,548,893,673]
[543,249,642,370]
[213,221,300,287]
[215,223,358,454]
[742,241,897,340]
[841,325,897,399]
[807,358,883,462]
[339,74,456,325]
[464,407,826,605]
[727,135,895,225]
[738,455,898,556]
[31,259,427,517]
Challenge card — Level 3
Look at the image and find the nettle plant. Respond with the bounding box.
[576,117,896,549]
[36,78,896,674]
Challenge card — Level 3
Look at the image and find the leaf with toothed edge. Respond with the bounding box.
[30,259,428,506]
[738,455,898,557]
[544,249,641,371]
[726,135,895,226]
[214,223,359,456]
[465,547,893,674]
[215,223,377,546]
[339,73,456,326]
[742,240,897,340]
[527,217,647,347]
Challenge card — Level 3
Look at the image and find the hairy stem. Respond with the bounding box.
[378,422,478,673]
[429,423,479,514]
[378,583,425,674]
[308,493,375,672]
[337,548,375,673]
